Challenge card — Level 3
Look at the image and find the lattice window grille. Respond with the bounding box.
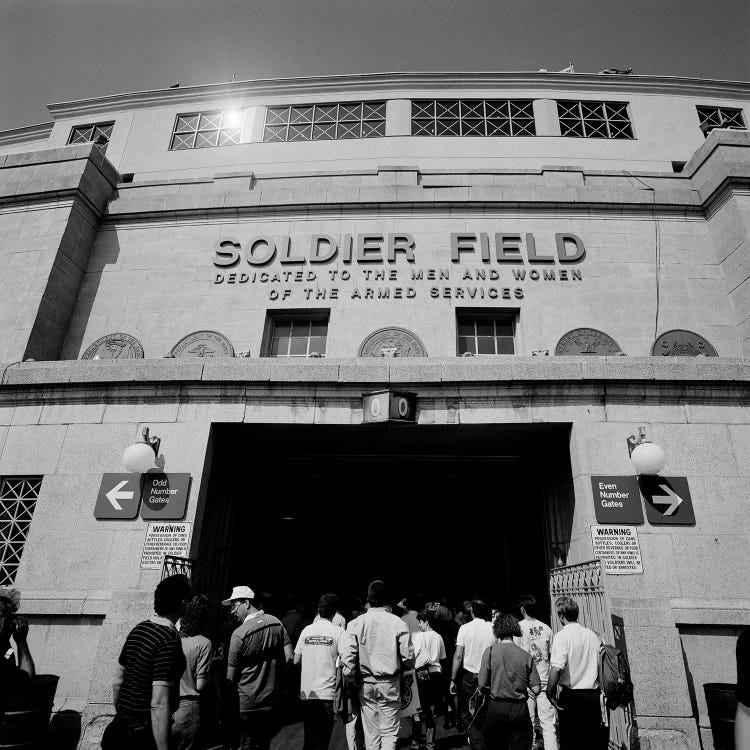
[170,111,243,151]
[696,106,746,136]
[0,477,41,586]
[263,102,386,142]
[411,100,535,136]
[67,122,114,146]
[557,100,634,139]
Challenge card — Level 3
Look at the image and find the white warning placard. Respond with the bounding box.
[590,525,643,575]
[141,522,192,570]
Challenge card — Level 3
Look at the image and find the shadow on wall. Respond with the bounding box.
[49,709,82,749]
[60,230,122,360]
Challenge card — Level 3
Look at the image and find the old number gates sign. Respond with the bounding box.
[94,473,191,520]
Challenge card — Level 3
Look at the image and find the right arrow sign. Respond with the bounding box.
[638,475,696,525]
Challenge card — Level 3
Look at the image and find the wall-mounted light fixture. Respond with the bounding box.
[123,427,161,473]
[627,426,666,475]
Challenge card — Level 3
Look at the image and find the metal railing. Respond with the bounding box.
[549,559,638,750]
[161,555,195,581]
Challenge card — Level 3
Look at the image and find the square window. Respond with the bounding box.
[266,107,290,126]
[558,100,633,140]
[458,337,476,355]
[290,107,314,124]
[264,312,329,358]
[260,102,384,142]
[67,121,114,146]
[289,338,309,355]
[456,311,517,357]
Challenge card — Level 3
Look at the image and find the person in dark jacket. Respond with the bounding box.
[478,613,540,750]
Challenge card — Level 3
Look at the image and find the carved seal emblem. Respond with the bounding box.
[555,328,622,356]
[81,333,144,360]
[358,327,427,358]
[170,330,235,358]
[651,329,718,357]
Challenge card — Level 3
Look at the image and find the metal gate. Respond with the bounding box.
[549,559,638,750]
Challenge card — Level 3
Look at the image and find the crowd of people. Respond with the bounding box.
[97,576,615,750]
[1,579,749,749]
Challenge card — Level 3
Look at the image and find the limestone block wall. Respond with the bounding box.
[0,145,118,361]
[60,157,744,362]
[1,356,749,750]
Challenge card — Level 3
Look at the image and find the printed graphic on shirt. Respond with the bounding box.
[305,635,334,646]
[523,624,549,665]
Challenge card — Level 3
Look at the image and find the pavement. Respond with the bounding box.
[268,715,470,749]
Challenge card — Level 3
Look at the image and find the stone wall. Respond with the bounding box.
[0,145,118,361]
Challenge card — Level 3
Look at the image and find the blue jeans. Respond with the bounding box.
[172,697,201,750]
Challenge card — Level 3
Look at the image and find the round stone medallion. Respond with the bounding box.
[81,333,145,360]
[358,327,427,358]
[651,329,718,357]
[555,328,623,356]
[170,330,235,358]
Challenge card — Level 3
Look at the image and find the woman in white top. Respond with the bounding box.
[411,610,446,750]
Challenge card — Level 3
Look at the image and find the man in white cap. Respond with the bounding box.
[224,585,293,750]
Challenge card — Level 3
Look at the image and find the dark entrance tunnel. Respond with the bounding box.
[195,423,574,623]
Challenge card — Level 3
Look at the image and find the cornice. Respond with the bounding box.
[46,72,750,120]
[0,121,54,146]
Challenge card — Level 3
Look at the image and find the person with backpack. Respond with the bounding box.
[545,596,608,750]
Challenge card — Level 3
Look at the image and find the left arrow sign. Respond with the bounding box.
[106,480,134,511]
[94,474,141,519]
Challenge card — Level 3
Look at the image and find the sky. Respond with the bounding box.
[1,0,748,133]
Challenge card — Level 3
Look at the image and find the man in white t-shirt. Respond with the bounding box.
[411,610,446,750]
[546,595,608,750]
[450,598,495,749]
[517,594,558,750]
[294,593,349,750]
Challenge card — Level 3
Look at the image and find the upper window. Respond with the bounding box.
[0,477,41,586]
[412,100,535,136]
[264,312,329,358]
[557,101,634,139]
[170,110,244,150]
[67,121,114,147]
[457,311,516,356]
[696,106,746,137]
[264,102,386,142]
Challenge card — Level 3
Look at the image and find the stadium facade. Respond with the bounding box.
[0,72,749,749]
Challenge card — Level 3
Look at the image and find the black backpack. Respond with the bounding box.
[599,643,634,709]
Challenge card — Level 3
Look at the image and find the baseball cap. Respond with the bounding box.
[221,585,255,606]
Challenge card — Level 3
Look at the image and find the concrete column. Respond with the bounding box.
[387,99,411,137]
[534,99,561,137]
[242,105,267,143]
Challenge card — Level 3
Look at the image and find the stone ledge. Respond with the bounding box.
[3,356,750,390]
[20,590,111,616]
[670,597,750,625]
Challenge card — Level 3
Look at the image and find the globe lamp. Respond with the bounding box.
[630,441,666,475]
[123,427,161,473]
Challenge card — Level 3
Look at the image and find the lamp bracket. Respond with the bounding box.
[142,427,161,457]
[626,426,647,457]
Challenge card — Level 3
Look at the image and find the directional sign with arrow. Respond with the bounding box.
[638,475,696,525]
[94,474,142,519]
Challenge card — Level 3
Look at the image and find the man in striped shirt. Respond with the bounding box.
[102,574,192,750]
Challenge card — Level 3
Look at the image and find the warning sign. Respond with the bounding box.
[590,525,643,575]
[140,522,192,570]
